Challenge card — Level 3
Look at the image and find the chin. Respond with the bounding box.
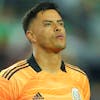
[54,46,66,53]
[58,44,66,49]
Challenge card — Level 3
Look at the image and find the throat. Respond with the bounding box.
[41,61,61,73]
[35,54,62,73]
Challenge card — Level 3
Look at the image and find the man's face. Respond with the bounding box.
[29,9,66,53]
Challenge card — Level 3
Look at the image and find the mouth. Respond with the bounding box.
[56,34,64,40]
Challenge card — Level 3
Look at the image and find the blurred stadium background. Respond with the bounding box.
[0,0,100,99]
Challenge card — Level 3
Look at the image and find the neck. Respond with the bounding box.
[33,46,62,73]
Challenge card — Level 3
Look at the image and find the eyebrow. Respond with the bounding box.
[43,19,63,23]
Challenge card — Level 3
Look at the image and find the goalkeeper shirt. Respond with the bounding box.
[0,55,90,100]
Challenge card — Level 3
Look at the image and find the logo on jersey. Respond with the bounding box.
[72,88,82,100]
[33,92,44,100]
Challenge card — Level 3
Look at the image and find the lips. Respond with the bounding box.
[56,34,64,39]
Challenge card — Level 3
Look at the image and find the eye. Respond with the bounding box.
[59,21,64,26]
[43,22,52,26]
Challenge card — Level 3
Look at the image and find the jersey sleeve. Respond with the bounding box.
[0,60,30,100]
[0,77,20,100]
[0,77,12,100]
[82,75,90,100]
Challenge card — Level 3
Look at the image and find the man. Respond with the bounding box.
[0,2,90,100]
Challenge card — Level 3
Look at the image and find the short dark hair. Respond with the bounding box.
[22,2,61,33]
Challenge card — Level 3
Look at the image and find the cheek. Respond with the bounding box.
[35,25,55,44]
[37,27,53,38]
[36,30,49,43]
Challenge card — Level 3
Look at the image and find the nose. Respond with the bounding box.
[54,24,61,32]
[55,28,60,32]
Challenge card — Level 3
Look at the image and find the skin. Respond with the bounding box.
[26,9,66,73]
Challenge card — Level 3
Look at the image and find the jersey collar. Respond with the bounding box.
[27,54,66,73]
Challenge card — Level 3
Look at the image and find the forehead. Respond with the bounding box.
[36,9,62,21]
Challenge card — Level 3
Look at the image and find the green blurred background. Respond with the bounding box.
[0,0,100,99]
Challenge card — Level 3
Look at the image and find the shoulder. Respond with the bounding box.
[65,63,86,76]
[65,63,90,84]
[0,59,29,80]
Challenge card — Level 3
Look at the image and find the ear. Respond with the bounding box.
[26,31,37,43]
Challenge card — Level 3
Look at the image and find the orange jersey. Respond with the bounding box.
[0,77,13,100]
[0,55,90,100]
